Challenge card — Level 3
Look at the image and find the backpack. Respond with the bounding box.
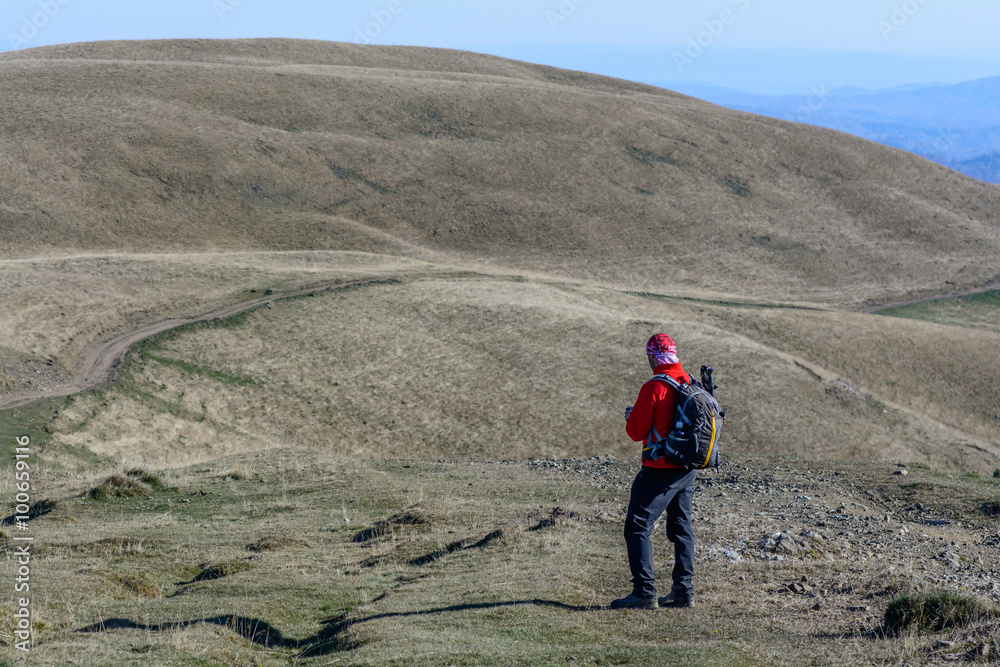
[643,367,724,470]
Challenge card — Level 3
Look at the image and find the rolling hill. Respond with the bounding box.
[1,39,998,307]
[1,39,998,474]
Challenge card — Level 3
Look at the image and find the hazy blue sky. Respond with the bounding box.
[3,0,1000,92]
[3,0,1000,57]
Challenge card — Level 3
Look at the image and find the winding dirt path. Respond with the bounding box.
[0,278,393,413]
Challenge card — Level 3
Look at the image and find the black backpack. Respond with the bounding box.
[643,366,724,470]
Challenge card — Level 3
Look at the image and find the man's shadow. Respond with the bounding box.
[75,599,603,657]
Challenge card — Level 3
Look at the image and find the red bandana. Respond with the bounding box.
[646,334,679,365]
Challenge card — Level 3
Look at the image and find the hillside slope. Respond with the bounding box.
[39,276,1000,475]
[1,39,998,306]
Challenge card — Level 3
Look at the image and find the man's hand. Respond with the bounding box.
[625,406,633,420]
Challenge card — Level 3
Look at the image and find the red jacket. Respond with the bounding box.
[626,362,690,469]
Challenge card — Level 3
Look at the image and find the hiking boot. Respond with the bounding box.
[657,592,693,608]
[609,593,658,610]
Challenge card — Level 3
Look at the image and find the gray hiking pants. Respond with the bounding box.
[623,466,697,600]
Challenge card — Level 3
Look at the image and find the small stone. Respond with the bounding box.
[722,549,743,562]
[847,605,870,612]
[775,533,799,554]
[811,602,821,610]
[967,644,989,659]
[934,640,955,649]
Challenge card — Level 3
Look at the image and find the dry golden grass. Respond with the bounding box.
[45,276,1000,473]
[1,39,998,307]
[0,250,438,398]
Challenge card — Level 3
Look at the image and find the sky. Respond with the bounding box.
[3,0,1000,91]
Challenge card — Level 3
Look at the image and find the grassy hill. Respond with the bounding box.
[1,38,997,470]
[36,276,1000,475]
[2,39,998,306]
[2,40,1000,665]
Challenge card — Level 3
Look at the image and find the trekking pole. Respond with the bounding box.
[700,366,715,396]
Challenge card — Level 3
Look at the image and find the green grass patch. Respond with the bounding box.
[0,396,69,466]
[145,353,258,387]
[883,590,998,635]
[965,290,1000,308]
[874,290,1000,332]
[24,451,989,665]
[105,571,162,598]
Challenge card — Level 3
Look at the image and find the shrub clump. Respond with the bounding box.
[125,467,169,490]
[194,559,254,581]
[89,474,151,500]
[89,469,170,500]
[884,590,997,635]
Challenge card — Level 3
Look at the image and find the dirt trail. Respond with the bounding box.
[0,278,393,412]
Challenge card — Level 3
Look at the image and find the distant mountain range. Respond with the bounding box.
[663,77,1000,184]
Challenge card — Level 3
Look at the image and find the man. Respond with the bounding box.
[610,333,696,610]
